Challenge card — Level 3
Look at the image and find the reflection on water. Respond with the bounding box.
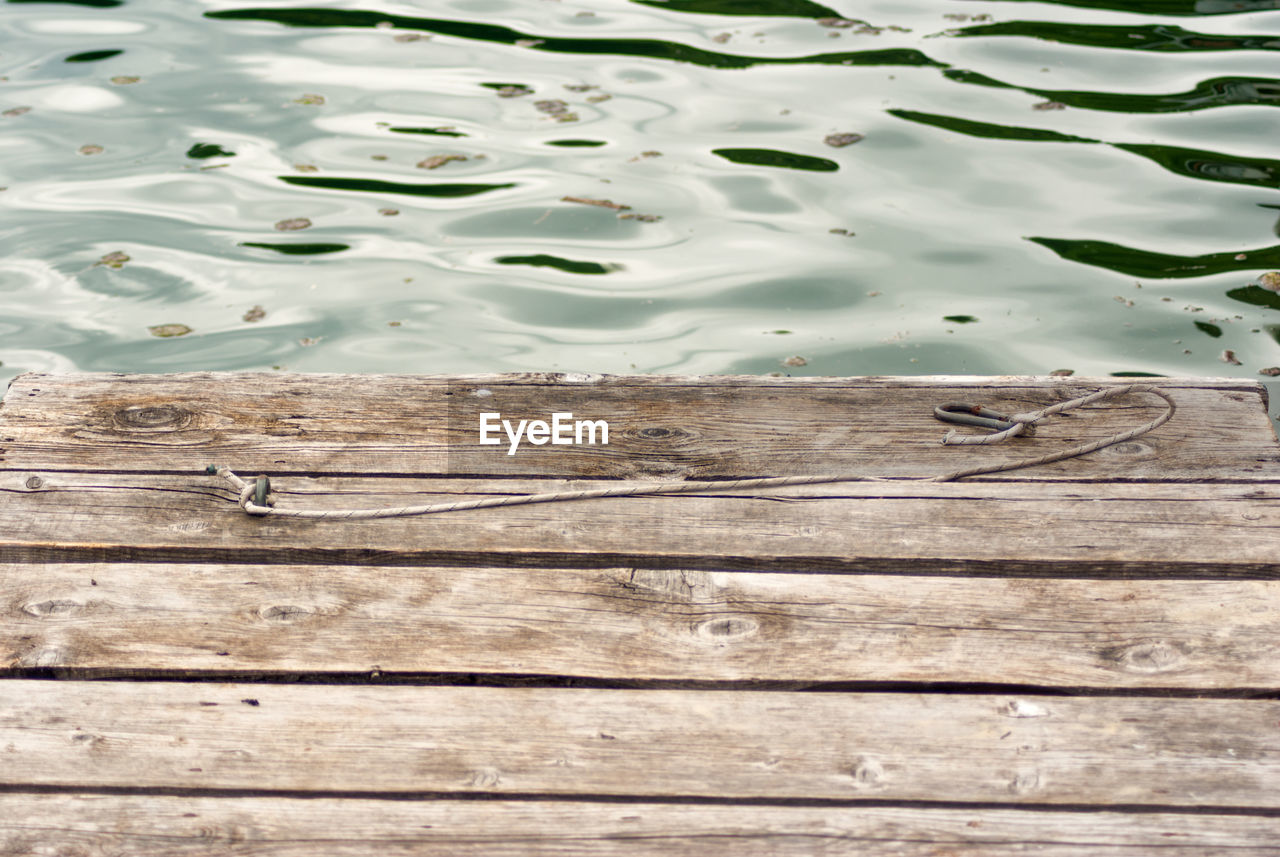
[0,0,1277,428]
[979,0,1280,16]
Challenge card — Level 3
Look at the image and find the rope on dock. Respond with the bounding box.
[207,383,1175,520]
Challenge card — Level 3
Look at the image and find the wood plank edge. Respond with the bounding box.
[5,371,1265,392]
[2,793,1278,855]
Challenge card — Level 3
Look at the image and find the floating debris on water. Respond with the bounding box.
[1261,367,1280,376]
[817,18,859,28]
[711,32,732,43]
[829,227,855,236]
[149,323,191,338]
[388,321,401,327]
[618,213,662,222]
[242,305,266,323]
[943,315,979,323]
[110,75,139,85]
[866,290,881,297]
[1033,101,1066,110]
[564,84,597,92]
[294,93,325,105]
[416,154,467,169]
[1114,296,1134,307]
[96,251,129,269]
[515,39,545,48]
[824,133,864,147]
[274,217,312,231]
[393,33,428,42]
[489,83,533,98]
[563,196,630,210]
[78,144,104,155]
[781,355,808,367]
[3,106,32,117]
[535,99,577,122]
[943,13,992,21]
[586,93,611,104]
[1050,369,1075,376]
[1235,253,1248,261]
[1259,272,1280,291]
[378,208,400,216]
[293,164,319,173]
[1221,349,1243,365]
[298,336,322,346]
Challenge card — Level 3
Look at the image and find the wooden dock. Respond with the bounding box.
[2,372,1279,854]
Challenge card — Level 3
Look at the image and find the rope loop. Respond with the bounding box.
[207,382,1175,520]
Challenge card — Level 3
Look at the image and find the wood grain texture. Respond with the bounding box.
[2,373,1279,846]
[2,681,1279,806]
[1,372,1274,480]
[2,471,1278,574]
[2,795,1278,856]
[6,562,1280,688]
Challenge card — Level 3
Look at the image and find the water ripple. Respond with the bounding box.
[1,0,1278,408]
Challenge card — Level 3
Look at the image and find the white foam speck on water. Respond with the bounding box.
[24,18,148,35]
[36,85,126,113]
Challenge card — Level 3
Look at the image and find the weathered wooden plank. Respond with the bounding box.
[6,562,1280,688]
[2,373,1273,480]
[2,795,1278,856]
[2,682,1277,806]
[2,472,1278,574]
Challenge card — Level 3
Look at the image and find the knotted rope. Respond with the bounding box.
[208,383,1175,520]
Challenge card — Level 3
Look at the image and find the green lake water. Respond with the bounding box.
[2,0,1279,429]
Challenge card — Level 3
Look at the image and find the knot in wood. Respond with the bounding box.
[1009,771,1042,794]
[630,425,692,445]
[112,404,194,432]
[1104,641,1185,674]
[1101,440,1155,459]
[694,615,759,641]
[258,604,315,624]
[22,599,83,618]
[849,756,886,789]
